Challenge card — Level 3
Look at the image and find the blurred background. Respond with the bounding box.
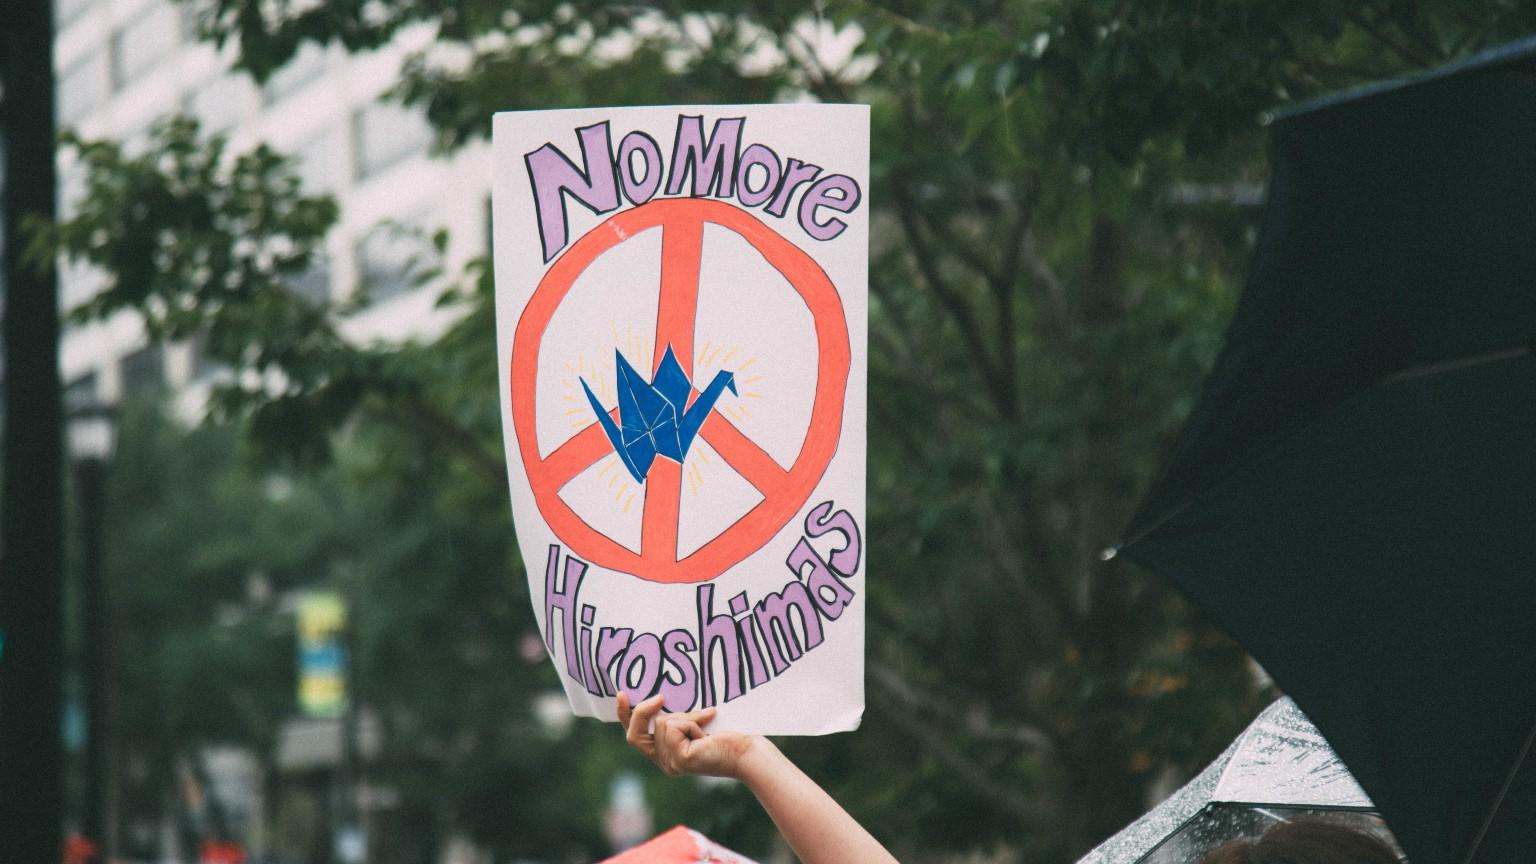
[4,1,1535,862]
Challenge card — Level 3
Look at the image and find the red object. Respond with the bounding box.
[199,840,246,864]
[62,833,98,864]
[512,198,850,583]
[601,825,760,864]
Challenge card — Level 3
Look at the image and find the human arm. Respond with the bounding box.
[617,693,900,864]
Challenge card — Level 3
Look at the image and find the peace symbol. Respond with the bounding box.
[511,198,850,584]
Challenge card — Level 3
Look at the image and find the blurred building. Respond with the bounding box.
[52,2,491,860]
[54,0,491,411]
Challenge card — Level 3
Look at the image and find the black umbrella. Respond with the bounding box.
[1113,39,1536,864]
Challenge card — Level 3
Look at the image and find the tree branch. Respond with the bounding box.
[870,663,1054,752]
[869,664,1056,826]
[1020,227,1072,333]
[382,394,507,486]
[892,184,1011,410]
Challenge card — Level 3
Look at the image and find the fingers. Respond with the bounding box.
[624,694,665,758]
[616,692,632,728]
[631,694,665,729]
[619,696,729,777]
[652,712,695,776]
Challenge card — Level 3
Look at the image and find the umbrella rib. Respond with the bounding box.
[1112,343,1533,557]
[1111,492,1205,557]
[1460,709,1536,864]
[1381,345,1530,384]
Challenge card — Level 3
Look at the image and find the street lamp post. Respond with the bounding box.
[68,402,117,863]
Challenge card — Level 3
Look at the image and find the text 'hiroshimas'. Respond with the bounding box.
[542,501,863,711]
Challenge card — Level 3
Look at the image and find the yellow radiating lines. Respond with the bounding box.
[622,492,636,513]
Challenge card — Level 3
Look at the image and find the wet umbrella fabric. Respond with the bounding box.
[1115,40,1536,864]
[1077,698,1392,864]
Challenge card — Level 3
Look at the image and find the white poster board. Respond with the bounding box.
[492,104,867,735]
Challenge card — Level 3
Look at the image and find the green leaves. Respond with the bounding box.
[57,1,1536,859]
[52,116,340,393]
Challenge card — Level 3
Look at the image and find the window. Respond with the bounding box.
[355,220,433,306]
[64,372,100,412]
[54,0,95,29]
[293,131,337,195]
[262,43,328,105]
[188,333,228,383]
[58,161,88,221]
[59,260,106,313]
[111,6,179,91]
[351,102,432,181]
[187,74,256,135]
[119,345,165,397]
[58,53,109,125]
[290,258,331,306]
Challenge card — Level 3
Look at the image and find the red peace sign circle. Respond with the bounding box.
[511,198,850,584]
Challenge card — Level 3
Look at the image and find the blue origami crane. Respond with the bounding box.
[580,346,737,484]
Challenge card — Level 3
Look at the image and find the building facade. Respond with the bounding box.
[55,0,491,412]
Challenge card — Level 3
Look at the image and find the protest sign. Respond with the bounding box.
[492,105,867,734]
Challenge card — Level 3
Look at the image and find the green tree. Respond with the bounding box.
[96,395,634,862]
[47,2,1536,860]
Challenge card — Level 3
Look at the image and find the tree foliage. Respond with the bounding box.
[48,1,1536,860]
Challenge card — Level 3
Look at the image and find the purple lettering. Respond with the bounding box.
[543,545,586,683]
[617,130,663,205]
[666,116,744,198]
[736,143,782,208]
[804,501,862,576]
[695,584,745,707]
[619,633,663,703]
[766,158,821,218]
[753,580,824,673]
[731,591,773,688]
[786,538,856,620]
[579,604,602,695]
[660,629,699,711]
[524,122,620,262]
[596,626,634,696]
[798,174,861,241]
